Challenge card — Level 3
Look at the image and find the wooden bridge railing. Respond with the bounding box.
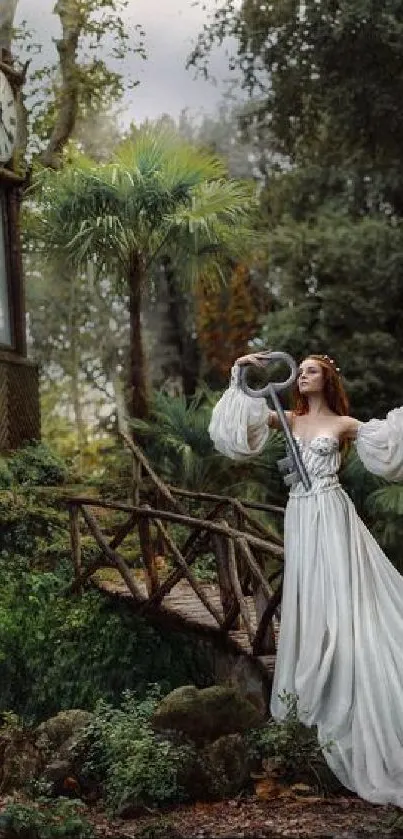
[67,490,284,657]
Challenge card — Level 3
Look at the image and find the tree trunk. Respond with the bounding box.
[40,0,82,168]
[128,255,148,420]
[0,0,18,54]
[67,270,87,471]
[162,255,201,396]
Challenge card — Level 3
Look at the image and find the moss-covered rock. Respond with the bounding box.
[152,685,263,742]
[35,709,93,752]
[202,733,250,797]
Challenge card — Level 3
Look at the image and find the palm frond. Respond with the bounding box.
[30,127,258,302]
[366,483,403,517]
[340,446,385,509]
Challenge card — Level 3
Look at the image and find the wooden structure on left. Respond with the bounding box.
[0,45,40,450]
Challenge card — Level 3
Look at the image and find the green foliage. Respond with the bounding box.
[0,493,68,560]
[191,1,403,421]
[247,692,335,792]
[33,130,256,286]
[0,562,213,722]
[14,1,147,159]
[190,0,403,166]
[0,476,213,723]
[77,690,198,814]
[340,446,385,513]
[259,205,403,419]
[0,799,94,839]
[0,457,12,489]
[29,128,258,419]
[131,390,229,492]
[340,447,403,572]
[131,388,287,506]
[8,442,68,487]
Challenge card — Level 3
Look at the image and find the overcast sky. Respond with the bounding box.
[15,0,236,126]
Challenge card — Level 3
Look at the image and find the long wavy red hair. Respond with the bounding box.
[292,355,349,416]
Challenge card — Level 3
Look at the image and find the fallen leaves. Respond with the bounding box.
[1,791,401,839]
[255,778,287,800]
[112,793,403,839]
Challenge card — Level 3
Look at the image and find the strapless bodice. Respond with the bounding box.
[289,435,342,497]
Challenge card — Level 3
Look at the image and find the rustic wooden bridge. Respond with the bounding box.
[66,430,285,692]
[67,483,284,676]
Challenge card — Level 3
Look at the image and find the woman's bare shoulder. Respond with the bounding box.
[337,415,361,440]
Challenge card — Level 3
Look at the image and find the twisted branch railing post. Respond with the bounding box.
[153,517,223,627]
[138,506,158,595]
[80,505,146,604]
[221,522,254,646]
[253,578,283,656]
[213,522,240,630]
[69,504,81,593]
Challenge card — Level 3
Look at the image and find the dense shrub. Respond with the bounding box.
[247,692,337,793]
[0,566,214,722]
[0,799,94,838]
[0,494,68,558]
[8,442,68,487]
[0,457,12,489]
[77,690,198,814]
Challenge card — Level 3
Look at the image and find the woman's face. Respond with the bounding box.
[298,358,325,395]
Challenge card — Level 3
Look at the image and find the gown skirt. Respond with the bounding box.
[270,435,403,806]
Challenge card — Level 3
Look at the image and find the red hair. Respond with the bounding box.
[292,355,349,416]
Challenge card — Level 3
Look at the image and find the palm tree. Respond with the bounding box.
[34,128,257,419]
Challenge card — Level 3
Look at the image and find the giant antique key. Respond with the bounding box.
[238,350,311,491]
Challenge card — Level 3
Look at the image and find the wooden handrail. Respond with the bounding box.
[167,486,285,515]
[231,498,284,546]
[65,490,284,659]
[67,498,284,556]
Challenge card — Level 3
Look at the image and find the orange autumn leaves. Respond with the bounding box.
[196,264,270,381]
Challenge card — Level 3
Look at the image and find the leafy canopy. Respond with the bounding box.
[33,128,258,284]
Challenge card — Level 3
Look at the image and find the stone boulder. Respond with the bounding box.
[0,710,93,797]
[35,709,92,753]
[200,733,250,798]
[35,709,93,795]
[152,685,263,743]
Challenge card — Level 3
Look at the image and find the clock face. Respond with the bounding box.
[0,71,17,164]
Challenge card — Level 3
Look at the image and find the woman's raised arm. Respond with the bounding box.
[355,407,403,481]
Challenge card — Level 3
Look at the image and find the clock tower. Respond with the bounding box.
[0,49,40,450]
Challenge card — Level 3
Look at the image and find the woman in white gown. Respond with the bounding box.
[208,352,403,807]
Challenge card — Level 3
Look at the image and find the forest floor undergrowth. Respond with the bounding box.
[102,794,403,839]
[2,789,401,839]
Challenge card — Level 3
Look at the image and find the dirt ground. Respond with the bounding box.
[87,789,403,839]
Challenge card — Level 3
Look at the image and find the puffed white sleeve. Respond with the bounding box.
[356,407,403,481]
[208,364,270,460]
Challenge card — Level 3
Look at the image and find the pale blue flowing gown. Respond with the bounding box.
[209,365,403,806]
